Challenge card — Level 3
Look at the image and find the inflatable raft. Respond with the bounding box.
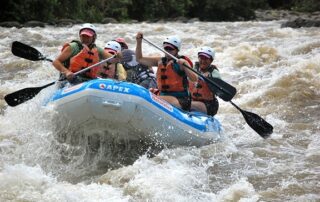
[48,79,223,147]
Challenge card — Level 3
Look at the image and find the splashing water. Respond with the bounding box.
[0,21,319,201]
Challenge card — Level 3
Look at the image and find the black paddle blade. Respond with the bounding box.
[205,77,237,102]
[11,41,48,61]
[230,101,273,138]
[240,109,273,138]
[4,82,55,107]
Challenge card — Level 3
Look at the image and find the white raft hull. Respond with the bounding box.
[48,79,222,147]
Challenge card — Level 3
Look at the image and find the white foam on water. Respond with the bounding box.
[0,164,129,202]
[0,21,319,201]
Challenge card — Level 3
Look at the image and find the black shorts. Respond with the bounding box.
[177,96,191,111]
[202,97,219,116]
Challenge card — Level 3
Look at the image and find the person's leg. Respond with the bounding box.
[176,96,191,111]
[190,101,207,113]
[159,95,181,108]
[205,98,219,116]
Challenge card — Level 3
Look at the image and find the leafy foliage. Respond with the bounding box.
[0,0,317,23]
[292,0,320,12]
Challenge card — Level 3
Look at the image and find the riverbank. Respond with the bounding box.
[255,9,320,28]
[254,9,320,21]
[0,10,320,28]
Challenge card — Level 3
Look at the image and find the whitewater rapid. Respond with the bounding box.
[0,21,319,201]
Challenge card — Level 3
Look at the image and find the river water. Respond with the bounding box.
[0,21,319,202]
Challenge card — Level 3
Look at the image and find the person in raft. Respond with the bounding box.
[135,32,198,111]
[99,40,127,80]
[189,47,221,116]
[114,37,157,89]
[52,23,119,84]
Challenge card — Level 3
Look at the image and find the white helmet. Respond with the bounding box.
[198,46,215,59]
[104,41,121,52]
[79,23,97,35]
[163,36,181,50]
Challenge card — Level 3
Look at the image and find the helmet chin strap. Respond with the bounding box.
[89,35,96,47]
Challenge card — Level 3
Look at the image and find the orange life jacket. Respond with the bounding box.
[156,57,188,93]
[189,62,219,101]
[62,41,101,78]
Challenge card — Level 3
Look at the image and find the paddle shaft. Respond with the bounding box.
[143,37,199,73]
[44,58,53,62]
[38,56,115,86]
[5,55,115,107]
[74,55,115,76]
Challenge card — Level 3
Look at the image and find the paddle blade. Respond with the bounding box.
[241,110,273,138]
[4,82,55,107]
[11,41,45,61]
[230,101,273,138]
[205,77,237,102]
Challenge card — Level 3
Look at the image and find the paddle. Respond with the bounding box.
[4,55,116,107]
[230,101,273,138]
[11,41,53,62]
[142,37,236,101]
[142,37,273,138]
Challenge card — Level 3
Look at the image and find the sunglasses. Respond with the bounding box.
[164,46,175,51]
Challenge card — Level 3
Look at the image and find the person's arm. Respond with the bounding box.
[211,69,221,79]
[117,64,127,80]
[135,32,159,67]
[177,58,198,82]
[52,45,74,80]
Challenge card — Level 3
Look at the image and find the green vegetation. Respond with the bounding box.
[1,0,319,23]
[292,0,320,12]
